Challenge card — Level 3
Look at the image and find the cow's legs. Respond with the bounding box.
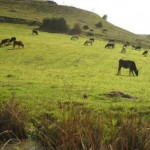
[117,66,121,75]
[129,69,134,76]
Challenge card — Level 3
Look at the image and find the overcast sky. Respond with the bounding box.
[53,0,150,34]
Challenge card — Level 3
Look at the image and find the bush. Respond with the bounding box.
[68,23,82,35]
[95,21,103,28]
[40,17,69,33]
[83,25,89,30]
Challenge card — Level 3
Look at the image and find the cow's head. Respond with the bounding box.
[135,69,138,76]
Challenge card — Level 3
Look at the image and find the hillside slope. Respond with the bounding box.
[0,0,150,47]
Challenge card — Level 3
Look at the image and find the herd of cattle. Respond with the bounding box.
[0,31,148,77]
[0,29,38,48]
[71,35,149,76]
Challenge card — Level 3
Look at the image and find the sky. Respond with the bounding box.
[53,0,150,34]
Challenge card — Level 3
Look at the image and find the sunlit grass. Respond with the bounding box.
[0,23,150,119]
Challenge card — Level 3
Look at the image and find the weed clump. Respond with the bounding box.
[0,93,29,141]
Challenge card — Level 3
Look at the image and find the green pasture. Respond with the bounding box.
[0,23,150,119]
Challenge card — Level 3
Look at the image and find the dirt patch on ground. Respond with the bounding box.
[104,91,138,99]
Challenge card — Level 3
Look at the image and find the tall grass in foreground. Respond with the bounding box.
[34,102,150,150]
[0,93,29,142]
[0,97,149,149]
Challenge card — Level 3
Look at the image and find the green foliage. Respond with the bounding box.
[40,17,69,33]
[83,24,89,30]
[102,14,108,20]
[95,21,103,28]
[68,23,82,34]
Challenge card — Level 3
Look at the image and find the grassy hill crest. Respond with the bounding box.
[0,0,150,47]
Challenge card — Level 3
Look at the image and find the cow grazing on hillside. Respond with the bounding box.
[84,39,93,46]
[89,37,94,42]
[142,50,148,56]
[102,29,108,34]
[13,41,24,48]
[117,59,138,76]
[71,35,79,40]
[121,46,126,53]
[0,38,10,46]
[32,29,38,35]
[9,37,16,44]
[132,45,141,50]
[105,42,115,49]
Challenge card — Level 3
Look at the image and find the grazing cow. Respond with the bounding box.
[89,37,94,42]
[84,39,93,46]
[32,29,38,35]
[117,59,138,76]
[142,50,148,56]
[0,38,10,46]
[13,41,24,48]
[102,29,108,33]
[71,35,79,40]
[135,46,141,50]
[121,46,126,53]
[132,45,141,50]
[9,37,16,44]
[123,42,130,48]
[105,42,115,49]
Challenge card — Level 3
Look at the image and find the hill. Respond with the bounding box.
[0,0,150,47]
[0,1,150,149]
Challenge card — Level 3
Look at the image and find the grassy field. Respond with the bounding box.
[0,23,150,149]
[0,1,150,148]
[0,23,150,114]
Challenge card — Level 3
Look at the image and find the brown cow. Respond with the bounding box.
[13,41,24,48]
[0,38,10,46]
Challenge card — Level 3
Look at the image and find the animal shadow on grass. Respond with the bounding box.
[8,48,15,50]
[116,74,135,77]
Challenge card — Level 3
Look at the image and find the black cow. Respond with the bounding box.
[84,40,93,46]
[142,50,148,56]
[135,46,141,50]
[105,42,115,49]
[121,46,126,53]
[32,29,38,35]
[132,45,141,50]
[89,37,94,42]
[9,37,16,44]
[117,59,138,76]
[0,38,10,46]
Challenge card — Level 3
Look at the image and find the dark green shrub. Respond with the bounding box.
[95,21,103,28]
[68,23,82,35]
[83,25,89,30]
[40,17,69,33]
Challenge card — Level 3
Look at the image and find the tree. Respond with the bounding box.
[102,15,108,20]
[40,17,69,33]
[68,23,82,34]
